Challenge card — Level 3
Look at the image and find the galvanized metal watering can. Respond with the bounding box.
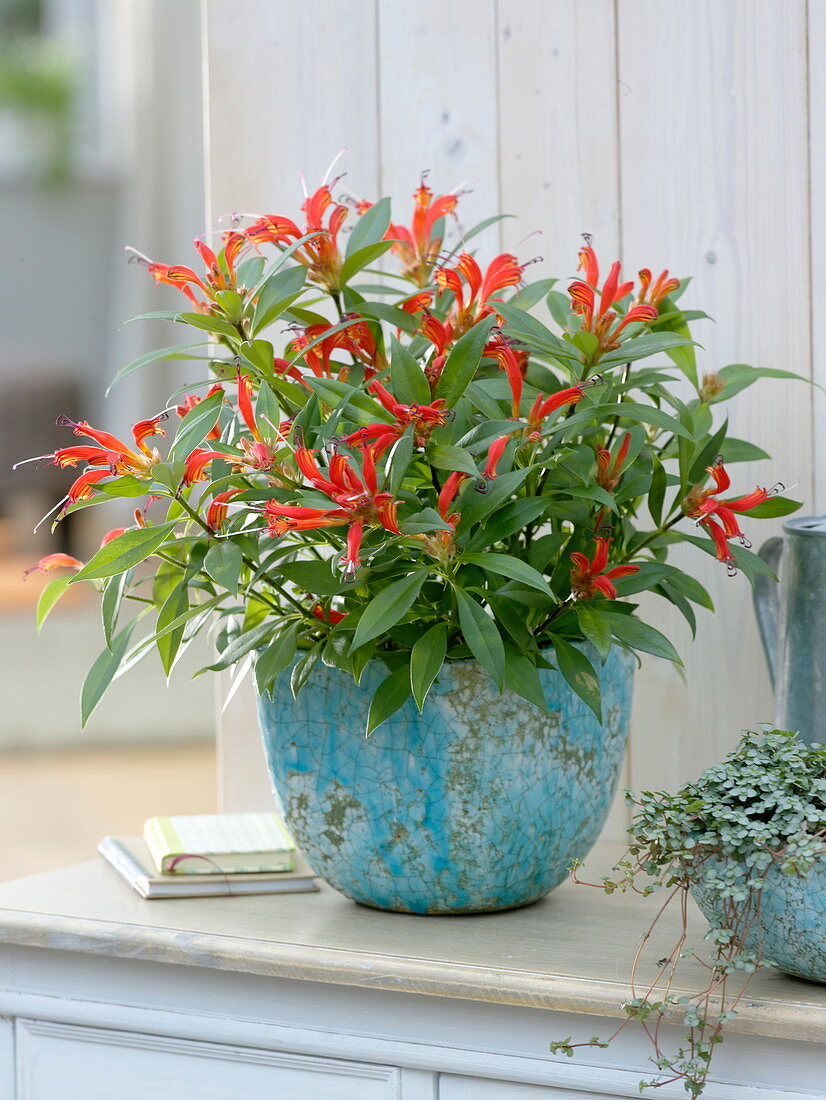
[754,516,826,743]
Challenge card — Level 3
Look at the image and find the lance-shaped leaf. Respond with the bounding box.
[352,570,428,649]
[366,663,412,736]
[462,552,553,597]
[551,636,602,721]
[346,197,391,258]
[455,587,505,690]
[390,334,431,404]
[435,316,496,406]
[81,620,136,728]
[36,575,74,632]
[71,522,178,583]
[105,343,208,396]
[169,388,225,460]
[255,625,298,695]
[410,623,447,711]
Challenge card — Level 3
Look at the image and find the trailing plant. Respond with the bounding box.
[18,174,801,728]
[551,730,826,1096]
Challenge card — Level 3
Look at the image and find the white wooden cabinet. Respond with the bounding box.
[0,854,823,1099]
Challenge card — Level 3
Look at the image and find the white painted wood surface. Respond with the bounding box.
[204,2,825,814]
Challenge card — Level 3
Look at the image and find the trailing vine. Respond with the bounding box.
[551,730,826,1096]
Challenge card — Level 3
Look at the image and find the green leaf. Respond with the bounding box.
[156,583,189,675]
[339,240,395,285]
[390,334,431,404]
[599,609,683,665]
[356,302,420,333]
[435,316,496,406]
[277,559,348,596]
[710,362,809,404]
[366,664,412,736]
[290,641,323,697]
[397,508,452,535]
[36,574,74,632]
[503,648,548,711]
[552,637,602,721]
[251,265,307,334]
[666,571,714,610]
[746,496,802,519]
[719,438,771,464]
[346,197,391,258]
[410,623,447,710]
[588,402,693,440]
[575,603,613,663]
[177,312,241,340]
[352,570,428,649]
[455,588,505,690]
[428,443,480,478]
[101,569,130,647]
[255,625,298,694]
[72,522,178,582]
[462,552,553,597]
[169,388,225,460]
[81,621,136,727]
[204,540,244,595]
[648,454,667,527]
[105,343,207,396]
[456,468,532,529]
[209,619,277,672]
[598,332,695,366]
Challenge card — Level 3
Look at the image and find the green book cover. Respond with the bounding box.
[143,812,296,875]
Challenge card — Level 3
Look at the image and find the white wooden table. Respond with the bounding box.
[0,850,823,1099]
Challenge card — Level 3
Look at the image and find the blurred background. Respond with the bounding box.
[0,0,214,879]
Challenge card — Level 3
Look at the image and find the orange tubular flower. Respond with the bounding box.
[265,447,401,577]
[245,184,348,292]
[131,231,249,312]
[52,415,165,477]
[376,180,460,287]
[206,489,243,532]
[483,435,510,479]
[23,552,83,577]
[420,314,454,388]
[570,538,640,600]
[435,252,524,336]
[683,461,770,570]
[569,245,659,356]
[526,384,585,438]
[595,432,632,492]
[311,603,347,625]
[637,267,680,307]
[183,448,244,486]
[343,380,449,456]
[485,337,525,418]
[288,317,381,381]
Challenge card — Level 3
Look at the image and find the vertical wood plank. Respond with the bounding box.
[204,0,381,810]
[497,0,620,268]
[809,0,826,513]
[617,0,813,791]
[377,0,501,259]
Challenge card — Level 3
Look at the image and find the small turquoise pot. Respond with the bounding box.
[258,646,635,914]
[691,854,826,983]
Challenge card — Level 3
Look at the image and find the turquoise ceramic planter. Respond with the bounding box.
[691,855,826,983]
[258,645,635,914]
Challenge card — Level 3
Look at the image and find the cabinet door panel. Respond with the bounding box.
[17,1019,398,1100]
[440,1076,616,1099]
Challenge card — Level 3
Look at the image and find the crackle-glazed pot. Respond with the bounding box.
[691,854,826,983]
[257,645,635,914]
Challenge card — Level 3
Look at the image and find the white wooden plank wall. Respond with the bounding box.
[204,0,823,826]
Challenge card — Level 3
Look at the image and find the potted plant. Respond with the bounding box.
[552,729,826,1096]
[20,177,799,913]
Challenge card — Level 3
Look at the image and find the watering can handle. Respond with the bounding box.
[753,536,783,688]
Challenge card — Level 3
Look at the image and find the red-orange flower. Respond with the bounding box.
[683,461,769,569]
[636,267,680,307]
[205,489,243,531]
[526,385,585,437]
[245,184,348,292]
[287,317,381,380]
[570,538,639,600]
[485,336,526,418]
[23,552,83,577]
[343,380,448,455]
[569,245,658,355]
[595,432,631,492]
[375,180,460,287]
[311,602,347,625]
[131,232,247,311]
[265,447,400,577]
[483,435,510,479]
[435,252,523,336]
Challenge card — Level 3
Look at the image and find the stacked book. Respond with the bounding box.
[98,812,318,899]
